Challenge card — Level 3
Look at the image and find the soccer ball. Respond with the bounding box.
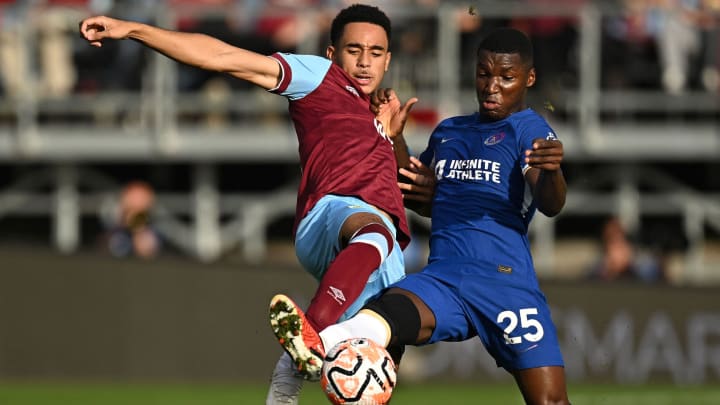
[320,338,397,405]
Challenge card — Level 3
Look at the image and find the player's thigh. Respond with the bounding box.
[512,366,569,405]
[295,195,396,279]
[391,268,473,343]
[339,210,389,244]
[465,282,564,372]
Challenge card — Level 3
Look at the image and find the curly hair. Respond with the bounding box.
[478,27,534,67]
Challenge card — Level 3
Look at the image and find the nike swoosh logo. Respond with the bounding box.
[518,344,539,353]
[440,138,455,144]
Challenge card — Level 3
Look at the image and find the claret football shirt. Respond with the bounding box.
[269,53,410,248]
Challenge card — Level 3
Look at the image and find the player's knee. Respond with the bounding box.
[526,391,569,405]
[363,293,420,345]
[348,222,394,262]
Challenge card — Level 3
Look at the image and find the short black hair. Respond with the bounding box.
[477,27,533,66]
[330,4,391,46]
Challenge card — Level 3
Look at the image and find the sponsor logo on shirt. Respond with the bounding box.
[435,159,446,180]
[439,158,501,183]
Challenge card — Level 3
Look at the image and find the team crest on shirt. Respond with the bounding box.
[497,264,512,274]
[546,132,557,140]
[345,85,360,98]
[484,132,505,146]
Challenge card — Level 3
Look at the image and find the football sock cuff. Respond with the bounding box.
[320,310,391,352]
[348,222,394,263]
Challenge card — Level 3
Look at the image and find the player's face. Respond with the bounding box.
[326,22,391,95]
[475,50,535,121]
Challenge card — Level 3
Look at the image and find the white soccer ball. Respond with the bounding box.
[320,338,397,405]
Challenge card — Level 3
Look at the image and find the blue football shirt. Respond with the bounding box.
[419,108,558,269]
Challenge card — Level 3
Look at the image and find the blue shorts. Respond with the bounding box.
[295,195,405,321]
[393,258,564,371]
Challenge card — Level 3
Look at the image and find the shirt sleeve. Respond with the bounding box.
[268,53,332,101]
[518,112,558,174]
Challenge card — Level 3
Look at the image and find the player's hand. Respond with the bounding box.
[398,156,435,204]
[79,16,134,47]
[524,138,563,171]
[370,88,418,139]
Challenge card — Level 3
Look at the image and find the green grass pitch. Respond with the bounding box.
[1,382,719,404]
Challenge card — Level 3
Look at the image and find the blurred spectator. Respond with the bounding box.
[166,0,336,127]
[655,0,704,94]
[0,0,114,98]
[588,216,666,283]
[0,1,28,97]
[99,181,161,259]
[252,0,334,52]
[614,0,720,94]
[98,0,154,91]
[33,0,87,98]
[602,0,663,89]
[699,0,720,92]
[171,0,334,91]
[511,0,584,99]
[171,0,257,93]
[456,7,509,90]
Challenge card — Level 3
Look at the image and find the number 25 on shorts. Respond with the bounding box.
[497,307,545,345]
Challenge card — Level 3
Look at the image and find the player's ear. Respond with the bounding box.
[326,45,336,61]
[526,67,536,88]
[384,51,391,72]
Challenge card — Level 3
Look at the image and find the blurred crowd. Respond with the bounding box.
[0,0,717,102]
[603,0,720,94]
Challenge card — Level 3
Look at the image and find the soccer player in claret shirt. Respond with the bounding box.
[270,27,572,404]
[79,4,417,404]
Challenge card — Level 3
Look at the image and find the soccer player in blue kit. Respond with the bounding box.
[270,27,571,404]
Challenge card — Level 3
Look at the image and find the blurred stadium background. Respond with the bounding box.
[0,0,718,403]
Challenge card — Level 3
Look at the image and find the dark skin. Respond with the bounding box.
[372,49,569,405]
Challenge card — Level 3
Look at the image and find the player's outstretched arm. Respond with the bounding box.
[524,138,567,217]
[78,16,281,90]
